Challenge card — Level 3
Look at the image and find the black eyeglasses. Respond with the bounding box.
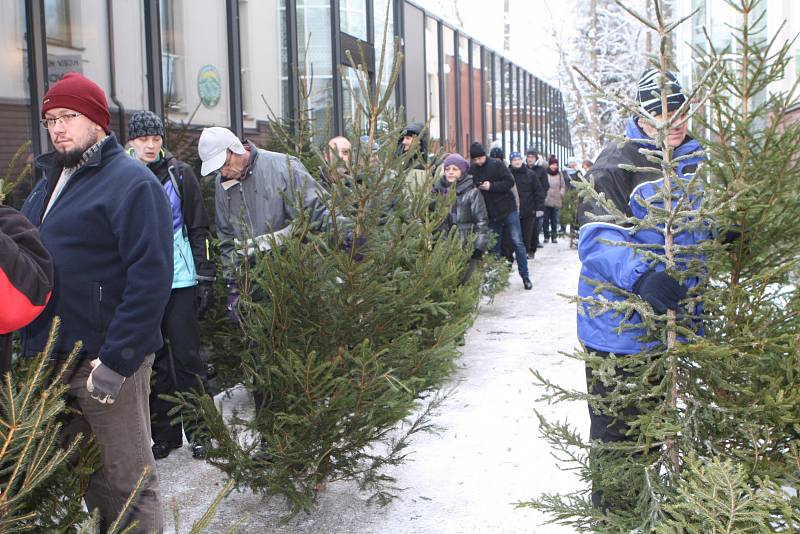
[40,112,83,129]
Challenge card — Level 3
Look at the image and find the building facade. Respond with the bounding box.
[674,0,800,121]
[1,0,571,189]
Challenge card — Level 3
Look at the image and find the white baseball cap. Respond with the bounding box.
[198,126,246,176]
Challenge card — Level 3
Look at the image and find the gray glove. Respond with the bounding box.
[535,210,544,217]
[86,359,126,404]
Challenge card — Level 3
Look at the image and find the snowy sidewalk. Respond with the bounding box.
[159,240,586,533]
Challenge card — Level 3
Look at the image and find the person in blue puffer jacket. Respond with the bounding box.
[576,69,708,509]
[126,110,216,462]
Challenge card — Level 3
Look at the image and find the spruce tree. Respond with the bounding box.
[174,35,502,513]
[520,0,800,531]
[0,322,94,532]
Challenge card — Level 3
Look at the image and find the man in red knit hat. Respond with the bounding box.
[20,72,172,533]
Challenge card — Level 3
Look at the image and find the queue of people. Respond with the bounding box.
[0,68,598,531]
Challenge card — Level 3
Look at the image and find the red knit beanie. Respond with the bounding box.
[41,72,110,133]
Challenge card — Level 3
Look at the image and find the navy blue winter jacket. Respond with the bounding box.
[21,134,173,377]
[576,118,708,354]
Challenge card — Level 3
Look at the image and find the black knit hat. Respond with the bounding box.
[489,147,505,160]
[127,110,165,140]
[637,68,687,116]
[469,142,486,159]
[526,147,538,157]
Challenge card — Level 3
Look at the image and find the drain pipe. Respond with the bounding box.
[106,0,126,141]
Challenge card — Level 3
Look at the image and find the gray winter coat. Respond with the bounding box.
[433,174,490,252]
[215,142,328,281]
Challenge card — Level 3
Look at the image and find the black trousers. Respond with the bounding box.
[585,349,659,510]
[520,215,535,253]
[150,286,209,446]
[532,215,544,248]
[0,334,11,378]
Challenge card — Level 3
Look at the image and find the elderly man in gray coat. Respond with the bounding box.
[198,127,328,315]
[199,126,330,418]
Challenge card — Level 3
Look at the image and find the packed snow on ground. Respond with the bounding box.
[158,240,587,533]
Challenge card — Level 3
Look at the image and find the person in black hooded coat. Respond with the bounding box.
[396,122,428,171]
[508,152,545,256]
[468,142,532,290]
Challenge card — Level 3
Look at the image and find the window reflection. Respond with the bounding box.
[298,0,333,142]
[160,0,230,127]
[239,0,287,135]
[340,0,367,41]
[425,17,440,147]
[442,26,456,153]
[1,1,34,208]
[373,0,395,101]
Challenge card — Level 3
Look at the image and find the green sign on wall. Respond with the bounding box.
[197,65,222,108]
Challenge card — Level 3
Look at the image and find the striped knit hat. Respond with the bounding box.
[637,68,687,116]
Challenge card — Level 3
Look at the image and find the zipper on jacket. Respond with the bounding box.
[92,282,104,333]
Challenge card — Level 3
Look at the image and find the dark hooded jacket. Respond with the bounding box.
[396,122,428,170]
[468,157,516,221]
[509,164,544,218]
[526,160,550,211]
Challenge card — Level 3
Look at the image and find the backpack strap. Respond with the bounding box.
[167,165,188,238]
[167,165,183,201]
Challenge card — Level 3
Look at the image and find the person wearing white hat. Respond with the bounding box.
[198,126,330,423]
[197,127,328,323]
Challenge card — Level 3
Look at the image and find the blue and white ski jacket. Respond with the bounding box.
[577,117,708,354]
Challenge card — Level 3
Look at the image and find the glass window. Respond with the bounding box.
[442,26,456,153]
[109,1,148,125]
[374,0,395,105]
[45,0,71,45]
[340,0,367,41]
[482,48,491,146]
[239,0,287,134]
[0,1,34,208]
[425,17,440,148]
[402,3,426,125]
[493,55,502,144]
[521,72,528,151]
[341,65,368,132]
[160,0,231,127]
[457,35,469,153]
[45,1,110,95]
[506,63,514,154]
[297,0,333,142]
[471,42,484,146]
[44,1,148,136]
[516,67,522,154]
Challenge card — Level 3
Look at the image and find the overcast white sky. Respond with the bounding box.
[423,0,571,85]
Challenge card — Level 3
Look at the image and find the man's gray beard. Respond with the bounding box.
[55,138,95,168]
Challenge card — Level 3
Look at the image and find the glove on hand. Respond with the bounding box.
[196,281,214,319]
[471,249,484,260]
[86,359,126,404]
[633,270,687,315]
[226,282,240,324]
[535,210,544,218]
[343,231,367,262]
[720,226,743,247]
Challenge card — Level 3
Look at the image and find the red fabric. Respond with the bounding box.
[0,267,49,334]
[41,72,110,133]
